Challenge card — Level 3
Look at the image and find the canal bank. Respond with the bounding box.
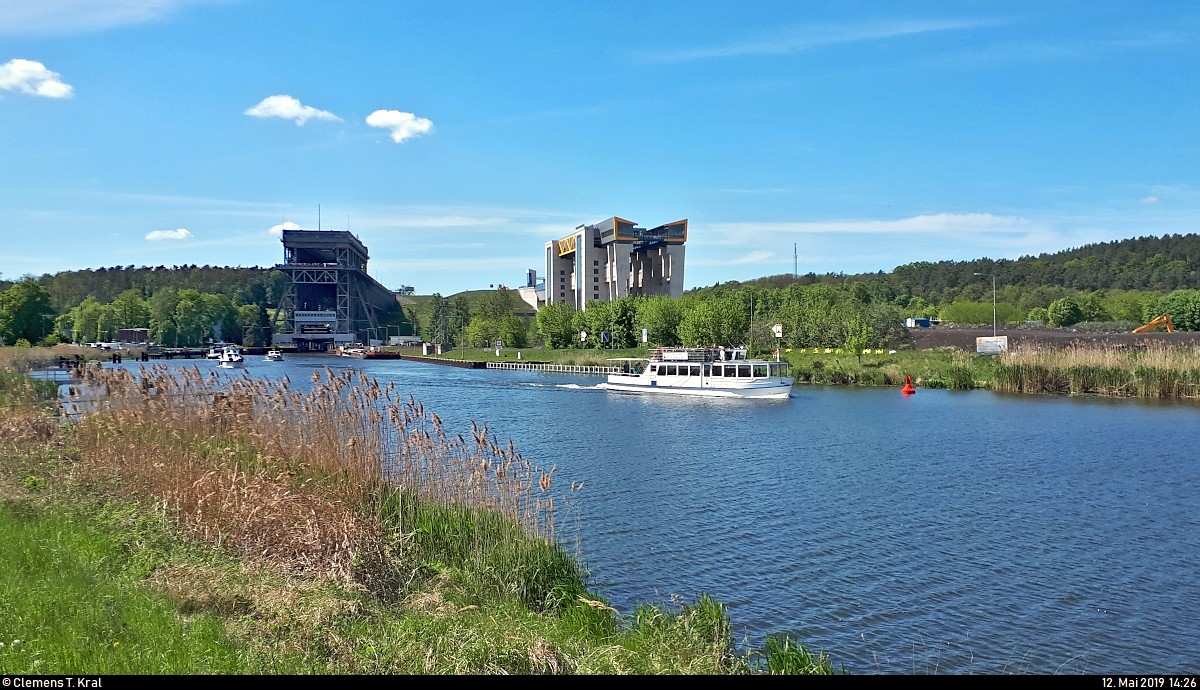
[85,354,1200,674]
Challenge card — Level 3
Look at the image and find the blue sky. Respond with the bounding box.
[1,1,1198,293]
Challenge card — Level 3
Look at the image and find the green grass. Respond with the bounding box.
[784,348,997,390]
[380,489,588,612]
[0,494,763,674]
[0,503,241,674]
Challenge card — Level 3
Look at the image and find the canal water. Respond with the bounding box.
[113,355,1200,673]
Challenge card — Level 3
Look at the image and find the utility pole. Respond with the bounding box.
[794,243,798,278]
[974,272,997,337]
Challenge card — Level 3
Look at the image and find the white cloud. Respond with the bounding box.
[366,109,433,143]
[145,228,192,241]
[690,251,775,267]
[0,1,214,35]
[0,59,73,98]
[707,213,1033,244]
[268,221,301,236]
[650,18,1001,62]
[245,95,341,126]
[1141,196,1159,204]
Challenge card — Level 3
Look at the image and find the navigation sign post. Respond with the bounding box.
[642,328,648,343]
[580,331,588,343]
[772,324,783,361]
[495,339,503,356]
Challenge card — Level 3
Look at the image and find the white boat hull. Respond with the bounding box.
[218,361,244,369]
[597,378,793,399]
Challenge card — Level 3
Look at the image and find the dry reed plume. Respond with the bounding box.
[995,345,1200,397]
[70,364,562,581]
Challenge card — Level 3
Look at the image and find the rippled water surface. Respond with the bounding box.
[121,355,1200,673]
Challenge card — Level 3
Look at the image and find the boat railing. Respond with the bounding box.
[485,362,619,375]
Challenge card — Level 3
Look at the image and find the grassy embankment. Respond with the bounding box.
[409,343,1200,398]
[784,346,1200,398]
[0,361,838,674]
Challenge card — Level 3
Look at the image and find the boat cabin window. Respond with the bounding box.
[666,365,677,376]
[768,362,789,377]
[711,364,722,377]
[753,364,768,377]
[690,366,700,376]
[737,365,751,378]
[704,364,712,376]
[650,365,658,375]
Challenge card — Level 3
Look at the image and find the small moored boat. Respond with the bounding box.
[597,347,793,398]
[217,346,245,369]
[264,349,284,362]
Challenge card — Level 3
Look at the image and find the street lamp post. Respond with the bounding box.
[974,272,997,337]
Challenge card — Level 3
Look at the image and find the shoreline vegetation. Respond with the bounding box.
[0,363,839,675]
[414,342,1200,400]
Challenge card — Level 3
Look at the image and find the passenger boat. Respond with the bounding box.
[597,347,793,398]
[206,346,223,360]
[264,349,284,362]
[217,346,245,369]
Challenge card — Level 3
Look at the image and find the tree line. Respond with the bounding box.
[535,283,905,351]
[0,265,287,313]
[0,280,271,347]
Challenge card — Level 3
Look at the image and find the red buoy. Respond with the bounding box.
[901,375,916,395]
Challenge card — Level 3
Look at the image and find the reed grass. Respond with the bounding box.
[68,364,568,591]
[0,363,838,674]
[0,345,95,373]
[995,346,1200,398]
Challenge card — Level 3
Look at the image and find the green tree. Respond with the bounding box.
[237,304,264,346]
[609,296,639,348]
[678,298,747,347]
[845,315,871,364]
[497,314,528,348]
[535,302,576,349]
[110,289,150,330]
[1046,297,1084,327]
[1074,291,1109,322]
[451,295,472,327]
[476,288,515,321]
[70,297,106,344]
[0,279,55,345]
[1151,289,1200,331]
[572,301,611,349]
[465,318,498,348]
[148,288,180,345]
[636,296,683,346]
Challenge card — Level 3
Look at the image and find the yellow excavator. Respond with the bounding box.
[1133,314,1175,333]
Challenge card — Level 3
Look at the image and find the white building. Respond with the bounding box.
[544,217,687,311]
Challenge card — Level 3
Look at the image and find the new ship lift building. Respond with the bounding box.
[545,217,687,311]
[272,229,398,350]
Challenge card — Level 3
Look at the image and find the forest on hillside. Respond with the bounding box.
[715,233,1200,305]
[3,233,1200,347]
[0,265,288,312]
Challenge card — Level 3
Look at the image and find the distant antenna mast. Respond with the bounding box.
[318,205,321,231]
[793,243,798,278]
